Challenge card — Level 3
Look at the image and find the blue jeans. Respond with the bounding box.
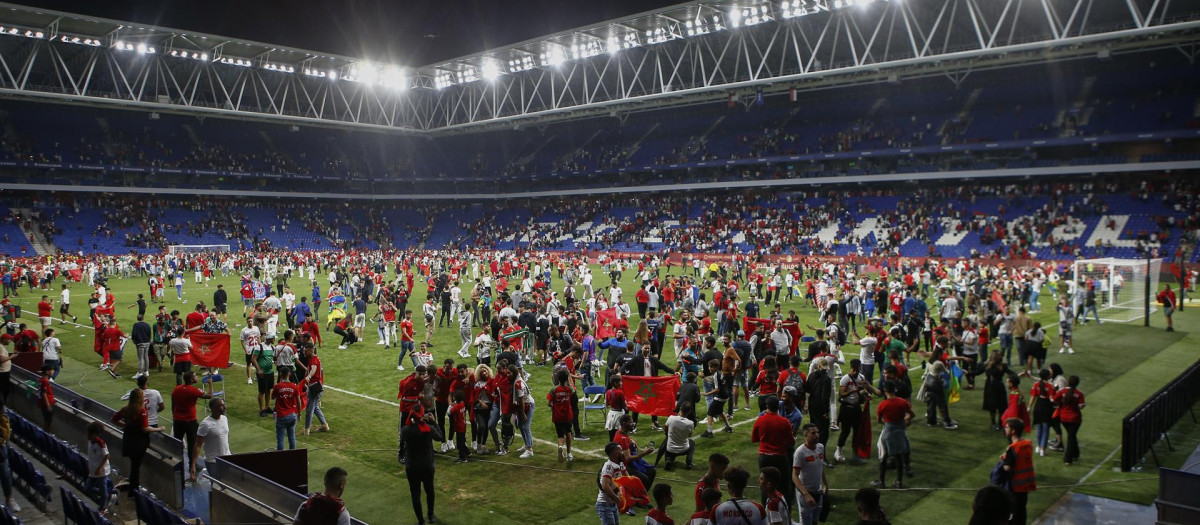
[797,490,823,525]
[580,360,595,389]
[519,404,535,449]
[275,414,298,450]
[999,334,1014,364]
[86,476,113,508]
[1036,422,1050,450]
[1083,305,1101,324]
[1029,291,1040,311]
[595,501,620,525]
[399,341,413,366]
[305,386,326,429]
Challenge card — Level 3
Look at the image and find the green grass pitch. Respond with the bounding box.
[7,266,1197,524]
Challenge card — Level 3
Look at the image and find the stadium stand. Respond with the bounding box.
[0,51,1196,196]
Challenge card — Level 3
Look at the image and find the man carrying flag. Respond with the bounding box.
[619,343,678,431]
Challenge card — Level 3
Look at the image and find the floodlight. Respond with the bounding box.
[481,60,500,80]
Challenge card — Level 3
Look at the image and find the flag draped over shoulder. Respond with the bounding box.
[189,332,231,369]
[741,318,804,353]
[947,363,964,403]
[596,308,620,339]
[622,375,681,417]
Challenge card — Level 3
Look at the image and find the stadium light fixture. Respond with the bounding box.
[169,49,209,61]
[216,56,253,67]
[686,15,725,36]
[434,70,453,89]
[262,62,296,73]
[508,55,536,73]
[58,35,101,47]
[480,59,501,81]
[645,27,675,45]
[0,26,44,40]
[540,46,566,67]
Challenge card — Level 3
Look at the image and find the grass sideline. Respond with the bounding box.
[6,268,1195,524]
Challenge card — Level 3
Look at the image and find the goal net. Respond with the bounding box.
[1071,257,1161,323]
[168,244,231,255]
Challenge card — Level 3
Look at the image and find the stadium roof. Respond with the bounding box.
[0,0,1196,132]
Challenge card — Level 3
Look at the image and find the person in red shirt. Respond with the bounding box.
[875,381,915,488]
[433,359,456,451]
[272,369,301,450]
[693,453,729,512]
[612,414,656,491]
[101,319,125,378]
[397,311,415,370]
[751,396,796,511]
[301,343,329,435]
[184,304,207,333]
[36,295,54,329]
[689,488,723,524]
[449,390,470,463]
[647,483,675,525]
[1052,375,1086,466]
[396,366,428,458]
[1156,285,1177,332]
[171,371,211,476]
[755,356,781,408]
[759,466,790,525]
[37,363,55,430]
[547,370,575,463]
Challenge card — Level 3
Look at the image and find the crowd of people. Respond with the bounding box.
[0,243,1178,525]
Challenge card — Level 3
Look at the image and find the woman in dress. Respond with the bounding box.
[981,351,1012,430]
[110,389,165,496]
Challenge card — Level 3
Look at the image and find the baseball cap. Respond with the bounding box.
[737,330,745,337]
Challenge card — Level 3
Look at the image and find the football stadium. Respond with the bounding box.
[0,0,1198,524]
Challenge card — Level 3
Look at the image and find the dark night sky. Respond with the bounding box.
[22,0,683,66]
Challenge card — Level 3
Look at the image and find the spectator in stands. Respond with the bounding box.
[294,467,352,525]
[111,388,165,498]
[85,421,115,515]
[195,398,230,480]
[0,412,15,512]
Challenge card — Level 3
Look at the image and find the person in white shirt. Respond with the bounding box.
[60,284,76,323]
[195,398,231,480]
[450,283,462,319]
[240,321,261,385]
[581,270,594,299]
[137,375,164,427]
[41,328,62,380]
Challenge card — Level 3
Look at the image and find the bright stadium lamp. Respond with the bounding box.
[481,60,501,81]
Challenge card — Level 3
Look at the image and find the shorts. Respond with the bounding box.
[554,421,572,438]
[353,314,366,328]
[1164,306,1175,318]
[733,370,748,387]
[707,398,728,418]
[109,349,124,361]
[174,361,192,375]
[39,316,51,326]
[243,298,254,307]
[213,304,227,314]
[257,373,276,394]
[1059,321,1072,337]
[60,304,70,314]
[245,353,255,366]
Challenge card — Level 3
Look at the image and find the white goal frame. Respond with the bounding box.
[1071,257,1161,323]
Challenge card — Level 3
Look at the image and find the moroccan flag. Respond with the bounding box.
[613,475,649,513]
[741,318,804,353]
[622,375,680,417]
[189,332,231,369]
[596,308,620,339]
[990,289,1007,314]
[853,399,873,459]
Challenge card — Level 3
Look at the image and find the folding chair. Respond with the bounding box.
[582,385,606,425]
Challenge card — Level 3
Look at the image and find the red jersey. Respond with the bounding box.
[37,301,52,317]
[307,356,324,384]
[694,477,722,512]
[877,397,912,423]
[102,326,125,352]
[434,367,455,403]
[171,384,205,422]
[272,382,300,417]
[396,374,425,411]
[646,508,675,525]
[605,388,626,411]
[185,312,206,330]
[546,385,574,423]
[449,402,468,433]
[400,319,414,341]
[755,370,779,397]
[750,412,795,456]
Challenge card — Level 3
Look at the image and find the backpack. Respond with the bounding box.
[830,322,847,347]
[784,368,805,393]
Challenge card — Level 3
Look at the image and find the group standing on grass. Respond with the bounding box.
[0,248,1164,525]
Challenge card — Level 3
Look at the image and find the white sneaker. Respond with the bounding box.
[338,345,347,350]
[6,498,20,512]
[397,365,405,371]
[1068,347,1075,354]
[519,449,534,459]
[566,453,574,462]
[376,341,386,345]
[439,442,449,453]
[1059,348,1065,354]
[558,445,565,463]
[834,448,846,463]
[99,363,109,370]
[248,378,254,384]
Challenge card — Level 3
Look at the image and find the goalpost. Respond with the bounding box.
[1071,257,1161,323]
[167,244,232,255]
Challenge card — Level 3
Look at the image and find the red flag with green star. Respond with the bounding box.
[622,375,681,417]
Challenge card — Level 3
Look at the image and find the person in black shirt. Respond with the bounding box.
[212,284,228,322]
[131,314,153,379]
[400,405,443,525]
[620,343,677,430]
